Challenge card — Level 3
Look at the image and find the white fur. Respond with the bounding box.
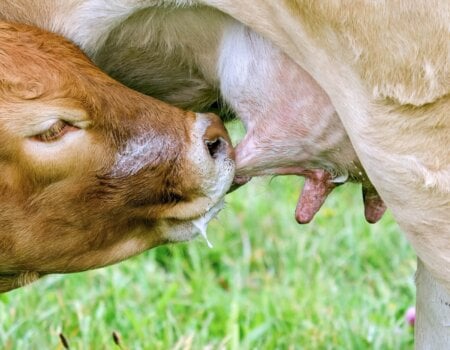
[201,2,449,347]
[219,22,356,179]
[416,260,450,348]
[111,132,173,177]
[64,1,168,54]
[188,113,235,204]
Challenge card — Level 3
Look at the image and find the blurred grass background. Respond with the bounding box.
[0,122,416,349]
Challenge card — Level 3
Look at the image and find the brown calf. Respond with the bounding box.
[0,22,234,292]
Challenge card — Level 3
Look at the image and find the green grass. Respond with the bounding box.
[0,124,416,349]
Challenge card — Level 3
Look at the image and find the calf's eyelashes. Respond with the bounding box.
[31,119,79,142]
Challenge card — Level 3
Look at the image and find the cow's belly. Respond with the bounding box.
[94,5,229,112]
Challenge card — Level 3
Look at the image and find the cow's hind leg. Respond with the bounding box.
[415,259,450,349]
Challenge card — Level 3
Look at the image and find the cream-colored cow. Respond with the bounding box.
[207,2,449,346]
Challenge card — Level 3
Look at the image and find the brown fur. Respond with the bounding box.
[0,21,234,292]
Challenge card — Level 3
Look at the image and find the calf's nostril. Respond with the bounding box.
[205,138,225,159]
[199,112,234,160]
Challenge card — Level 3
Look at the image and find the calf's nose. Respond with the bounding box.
[202,113,234,160]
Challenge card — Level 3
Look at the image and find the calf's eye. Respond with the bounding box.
[33,120,78,142]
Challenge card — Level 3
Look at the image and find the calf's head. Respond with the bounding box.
[0,22,234,292]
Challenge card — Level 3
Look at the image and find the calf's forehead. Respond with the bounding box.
[0,22,107,98]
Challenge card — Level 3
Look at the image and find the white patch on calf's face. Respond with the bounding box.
[110,132,175,178]
[188,113,235,201]
[164,113,234,221]
[21,130,101,180]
